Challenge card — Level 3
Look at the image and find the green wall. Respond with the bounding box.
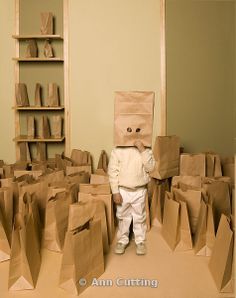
[166,0,235,157]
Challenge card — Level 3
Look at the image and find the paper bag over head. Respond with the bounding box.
[114,91,155,147]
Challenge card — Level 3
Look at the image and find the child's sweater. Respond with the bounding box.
[108,147,155,194]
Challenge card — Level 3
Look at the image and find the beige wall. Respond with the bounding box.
[69,0,161,166]
[0,0,15,163]
[166,0,235,156]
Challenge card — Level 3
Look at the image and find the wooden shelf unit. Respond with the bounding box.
[13,0,69,161]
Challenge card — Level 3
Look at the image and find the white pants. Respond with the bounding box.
[116,187,147,245]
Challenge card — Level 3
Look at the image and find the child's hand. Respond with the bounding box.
[134,140,145,153]
[113,193,123,205]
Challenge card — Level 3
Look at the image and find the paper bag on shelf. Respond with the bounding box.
[46,83,59,107]
[43,40,54,58]
[150,135,180,179]
[51,115,62,138]
[25,39,38,58]
[19,142,31,162]
[38,116,51,139]
[15,83,29,107]
[27,116,35,138]
[40,12,53,35]
[114,91,154,147]
[36,142,47,161]
[34,83,42,106]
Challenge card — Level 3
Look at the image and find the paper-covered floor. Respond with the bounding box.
[0,226,234,298]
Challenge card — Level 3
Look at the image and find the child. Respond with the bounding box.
[108,140,155,255]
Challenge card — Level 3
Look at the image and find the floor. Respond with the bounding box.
[0,226,234,298]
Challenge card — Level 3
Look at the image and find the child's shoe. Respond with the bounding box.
[136,242,146,255]
[114,242,127,254]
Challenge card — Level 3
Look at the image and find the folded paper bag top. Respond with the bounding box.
[114,91,155,147]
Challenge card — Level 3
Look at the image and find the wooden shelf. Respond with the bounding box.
[14,136,65,142]
[12,34,63,40]
[13,57,64,62]
[14,106,65,111]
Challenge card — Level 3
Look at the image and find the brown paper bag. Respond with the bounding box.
[79,193,115,244]
[0,187,13,244]
[114,91,154,146]
[38,116,50,139]
[43,40,54,58]
[79,183,110,195]
[66,165,92,176]
[59,217,104,295]
[56,154,73,171]
[175,200,193,251]
[90,173,109,185]
[97,150,109,172]
[171,176,201,190]
[39,170,65,185]
[26,39,38,58]
[14,170,42,180]
[43,191,70,252]
[19,142,31,162]
[0,207,11,262]
[222,157,235,187]
[40,12,53,35]
[173,188,202,235]
[69,200,109,254]
[206,181,231,230]
[22,192,42,250]
[51,115,62,138]
[8,213,41,290]
[36,142,47,161]
[205,153,222,177]
[209,214,234,293]
[66,171,90,185]
[71,149,92,166]
[46,83,59,107]
[150,136,180,179]
[180,153,206,176]
[27,116,35,138]
[15,83,29,107]
[161,192,180,251]
[34,83,42,106]
[194,201,215,256]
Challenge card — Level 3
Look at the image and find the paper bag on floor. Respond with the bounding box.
[70,149,92,166]
[222,157,235,187]
[150,135,180,179]
[180,153,206,176]
[69,199,109,254]
[8,213,41,290]
[66,171,90,185]
[79,183,111,195]
[90,173,109,185]
[79,193,115,244]
[209,214,234,293]
[205,153,222,177]
[162,192,180,251]
[15,83,29,107]
[206,181,231,230]
[194,201,215,256]
[59,217,104,295]
[114,91,154,146]
[171,176,201,190]
[66,165,92,176]
[97,150,109,173]
[43,191,70,252]
[0,187,13,244]
[173,188,202,235]
[0,207,11,262]
[40,12,53,35]
[175,200,192,251]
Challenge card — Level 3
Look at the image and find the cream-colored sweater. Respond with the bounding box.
[108,147,155,194]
